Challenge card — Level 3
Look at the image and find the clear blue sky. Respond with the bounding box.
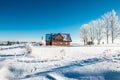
[0,0,120,42]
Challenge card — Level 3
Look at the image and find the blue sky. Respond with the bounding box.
[0,0,120,42]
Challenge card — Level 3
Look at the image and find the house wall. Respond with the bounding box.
[46,41,70,46]
[52,42,70,46]
[46,41,51,45]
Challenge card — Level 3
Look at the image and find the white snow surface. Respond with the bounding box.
[0,44,120,80]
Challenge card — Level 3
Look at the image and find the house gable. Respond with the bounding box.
[54,34,63,41]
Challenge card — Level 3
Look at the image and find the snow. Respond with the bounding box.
[0,44,120,80]
[0,66,14,80]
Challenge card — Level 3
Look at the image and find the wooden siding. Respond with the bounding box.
[54,34,63,41]
[46,41,70,46]
[46,41,51,45]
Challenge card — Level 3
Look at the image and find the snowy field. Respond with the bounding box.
[0,44,120,80]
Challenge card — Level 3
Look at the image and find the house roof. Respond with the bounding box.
[46,33,72,42]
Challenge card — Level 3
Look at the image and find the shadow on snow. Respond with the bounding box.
[23,57,105,79]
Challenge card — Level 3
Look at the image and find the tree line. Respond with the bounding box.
[80,10,120,45]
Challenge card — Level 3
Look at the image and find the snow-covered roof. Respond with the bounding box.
[46,33,72,42]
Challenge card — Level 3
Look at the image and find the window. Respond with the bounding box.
[55,42,57,45]
[57,38,62,41]
[66,42,68,45]
[60,42,62,45]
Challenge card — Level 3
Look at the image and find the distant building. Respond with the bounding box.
[46,33,72,46]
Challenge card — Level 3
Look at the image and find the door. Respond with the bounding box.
[50,42,52,45]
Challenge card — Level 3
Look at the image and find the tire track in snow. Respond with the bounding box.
[20,53,120,79]
[22,57,108,79]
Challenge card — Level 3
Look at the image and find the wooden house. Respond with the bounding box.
[46,33,72,46]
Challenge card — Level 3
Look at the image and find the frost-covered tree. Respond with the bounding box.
[102,12,111,44]
[80,9,120,44]
[88,21,96,43]
[95,19,104,44]
[80,24,89,45]
[109,10,120,43]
